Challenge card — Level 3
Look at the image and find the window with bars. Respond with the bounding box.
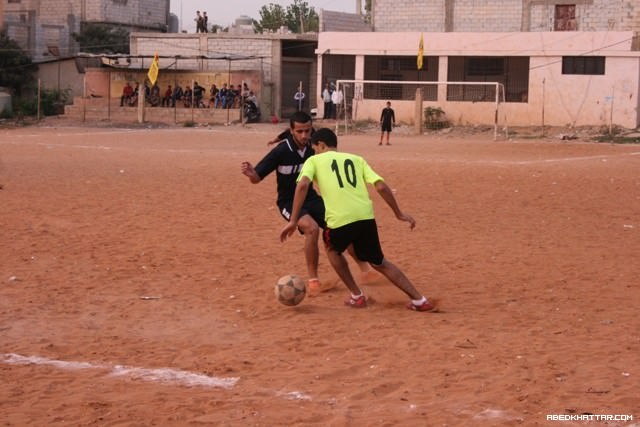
[447,56,529,103]
[555,5,577,31]
[562,56,605,75]
[362,55,438,101]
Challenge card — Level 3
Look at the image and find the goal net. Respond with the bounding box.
[334,79,507,139]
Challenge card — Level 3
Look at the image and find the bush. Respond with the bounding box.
[12,88,70,118]
[40,88,70,116]
[424,106,449,130]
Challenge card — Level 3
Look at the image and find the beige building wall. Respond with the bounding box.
[318,31,640,128]
[2,0,169,62]
[372,0,640,32]
[130,33,318,119]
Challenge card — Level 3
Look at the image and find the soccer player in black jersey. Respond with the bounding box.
[242,111,372,293]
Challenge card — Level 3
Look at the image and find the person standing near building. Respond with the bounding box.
[195,11,203,33]
[322,83,332,119]
[331,86,343,120]
[202,11,209,33]
[379,101,395,145]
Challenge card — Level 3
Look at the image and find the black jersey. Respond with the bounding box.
[254,136,321,206]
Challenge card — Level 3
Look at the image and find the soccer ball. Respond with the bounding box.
[275,275,306,306]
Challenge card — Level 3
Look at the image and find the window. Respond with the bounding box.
[467,58,504,76]
[562,57,605,75]
[447,56,529,103]
[555,5,577,31]
[363,55,438,101]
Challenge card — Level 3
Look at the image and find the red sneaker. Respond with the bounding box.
[406,299,435,312]
[344,294,367,308]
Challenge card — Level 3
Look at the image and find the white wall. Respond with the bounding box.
[318,31,640,128]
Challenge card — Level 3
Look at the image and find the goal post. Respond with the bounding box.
[334,79,507,140]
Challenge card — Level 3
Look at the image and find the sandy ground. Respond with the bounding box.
[0,121,638,426]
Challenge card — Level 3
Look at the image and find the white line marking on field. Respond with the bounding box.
[2,353,238,389]
[110,365,238,388]
[278,391,312,401]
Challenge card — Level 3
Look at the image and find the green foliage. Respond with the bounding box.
[0,108,13,119]
[11,88,69,118]
[210,24,227,33]
[364,0,372,23]
[72,23,130,54]
[424,106,449,130]
[14,97,37,116]
[254,1,318,33]
[254,4,287,33]
[0,31,38,97]
[40,88,71,116]
[286,0,318,33]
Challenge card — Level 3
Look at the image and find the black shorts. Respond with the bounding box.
[278,197,326,230]
[322,219,384,266]
[381,123,392,132]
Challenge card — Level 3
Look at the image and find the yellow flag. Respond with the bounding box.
[147,53,159,86]
[417,33,424,70]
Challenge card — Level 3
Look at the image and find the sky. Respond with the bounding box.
[170,0,360,32]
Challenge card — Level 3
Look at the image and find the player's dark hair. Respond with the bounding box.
[310,128,337,147]
[289,111,312,128]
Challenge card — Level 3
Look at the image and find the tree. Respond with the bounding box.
[72,23,130,54]
[364,0,372,23]
[285,0,318,33]
[253,1,318,34]
[210,24,228,34]
[0,31,37,97]
[253,4,287,33]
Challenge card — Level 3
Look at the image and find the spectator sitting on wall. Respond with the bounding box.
[193,82,204,108]
[209,84,218,108]
[215,83,228,108]
[172,83,183,107]
[183,85,193,107]
[120,82,134,107]
[162,85,173,107]
[225,85,236,109]
[148,83,161,107]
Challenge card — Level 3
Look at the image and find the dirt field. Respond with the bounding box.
[1,122,638,426]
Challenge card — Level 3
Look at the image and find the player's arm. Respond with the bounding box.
[241,161,261,183]
[280,177,311,242]
[242,147,281,183]
[374,180,416,229]
[267,129,290,146]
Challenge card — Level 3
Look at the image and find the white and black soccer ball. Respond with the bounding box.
[275,274,306,306]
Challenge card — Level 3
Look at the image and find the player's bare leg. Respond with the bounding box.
[296,214,320,287]
[326,249,362,297]
[370,258,422,300]
[345,245,378,283]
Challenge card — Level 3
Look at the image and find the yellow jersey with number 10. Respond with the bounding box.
[298,151,384,229]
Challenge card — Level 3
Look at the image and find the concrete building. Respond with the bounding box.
[128,31,318,121]
[316,1,640,128]
[1,0,170,62]
[54,1,640,128]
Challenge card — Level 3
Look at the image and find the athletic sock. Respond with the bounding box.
[412,296,427,306]
[351,292,364,300]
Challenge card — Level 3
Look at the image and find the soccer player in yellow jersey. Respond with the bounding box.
[280,128,435,311]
